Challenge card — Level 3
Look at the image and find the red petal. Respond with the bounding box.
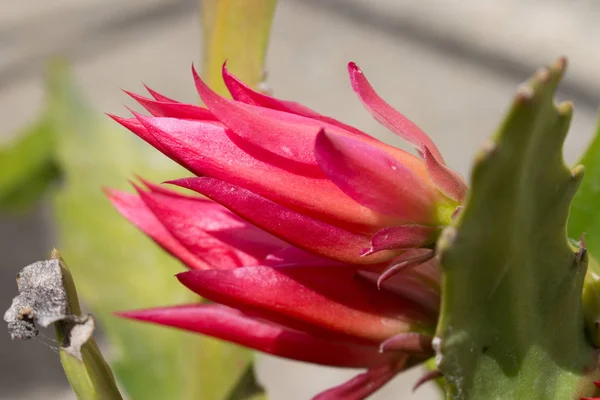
[121,112,385,232]
[119,304,389,368]
[105,188,209,270]
[221,63,369,137]
[194,65,368,167]
[134,185,286,269]
[171,177,389,264]
[424,146,467,202]
[312,358,407,400]
[177,265,432,343]
[124,90,217,120]
[348,62,444,163]
[315,130,437,222]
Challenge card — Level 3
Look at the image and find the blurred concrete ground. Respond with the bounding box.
[1,0,599,398]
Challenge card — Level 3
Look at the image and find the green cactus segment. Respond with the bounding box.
[435,59,600,399]
[569,116,600,346]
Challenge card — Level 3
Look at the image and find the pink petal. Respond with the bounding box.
[362,225,437,256]
[424,146,467,202]
[118,112,386,232]
[105,188,209,270]
[312,358,407,400]
[315,129,437,223]
[348,62,444,163]
[171,177,391,264]
[119,304,390,368]
[193,64,370,166]
[134,185,286,269]
[177,265,432,343]
[221,63,369,138]
[124,90,217,120]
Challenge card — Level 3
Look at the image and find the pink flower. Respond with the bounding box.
[107,63,466,399]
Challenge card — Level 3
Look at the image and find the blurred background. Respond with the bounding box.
[1,0,599,399]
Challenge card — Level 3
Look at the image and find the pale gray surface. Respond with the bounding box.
[1,0,599,399]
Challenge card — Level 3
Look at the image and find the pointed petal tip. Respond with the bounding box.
[107,112,130,125]
[175,270,193,285]
[347,61,360,74]
[191,62,199,76]
[113,309,151,322]
[122,89,154,104]
[101,186,123,199]
[413,370,443,392]
[191,62,222,107]
[142,83,178,103]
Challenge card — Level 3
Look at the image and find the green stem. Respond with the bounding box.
[200,0,278,96]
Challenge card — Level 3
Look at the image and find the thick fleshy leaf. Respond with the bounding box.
[423,146,467,202]
[119,304,391,369]
[314,129,438,223]
[124,91,217,120]
[177,265,432,343]
[362,225,437,256]
[435,59,600,399]
[312,359,407,400]
[106,188,209,270]
[221,63,369,137]
[171,177,393,264]
[114,113,388,232]
[133,185,286,269]
[348,62,444,163]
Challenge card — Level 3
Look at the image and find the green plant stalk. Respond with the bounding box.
[51,250,123,400]
[200,0,278,97]
[434,59,600,399]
